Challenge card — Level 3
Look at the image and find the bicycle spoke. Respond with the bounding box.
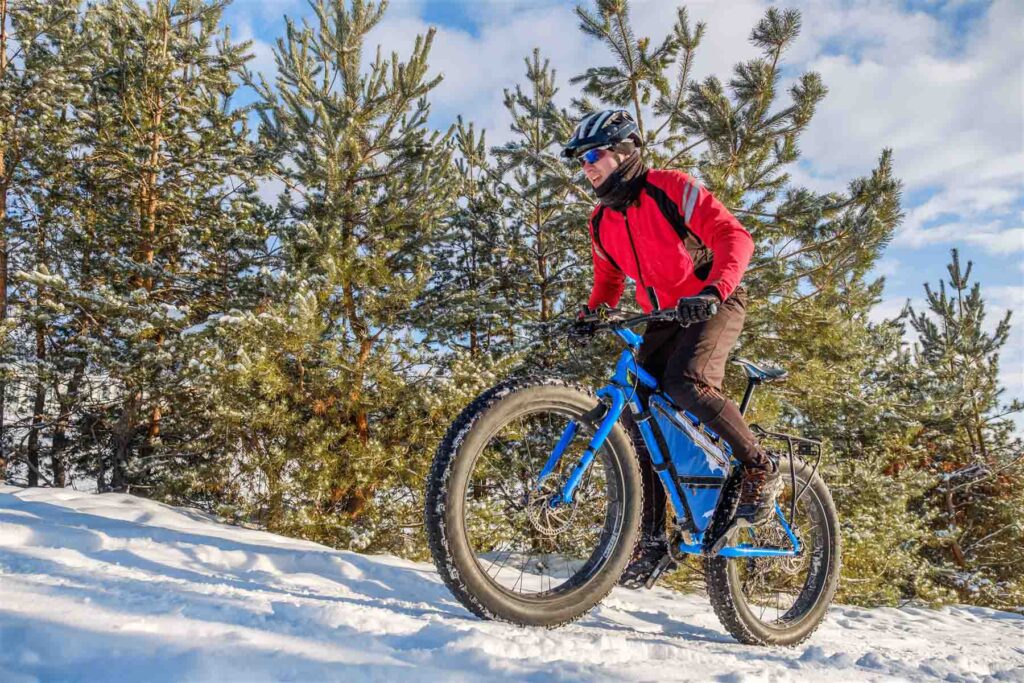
[520,416,535,467]
[464,405,614,598]
[731,470,830,627]
[513,549,536,594]
[486,546,517,579]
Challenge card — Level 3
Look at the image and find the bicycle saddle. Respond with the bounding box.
[731,357,788,382]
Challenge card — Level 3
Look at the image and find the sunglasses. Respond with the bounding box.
[578,146,612,166]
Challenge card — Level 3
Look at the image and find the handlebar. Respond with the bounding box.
[575,305,680,331]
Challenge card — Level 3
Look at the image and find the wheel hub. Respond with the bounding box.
[524,491,574,536]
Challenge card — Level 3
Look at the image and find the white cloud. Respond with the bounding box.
[984,286,1024,419]
[363,0,771,147]
[778,0,1022,251]
[870,256,902,282]
[791,1,1021,180]
[362,5,593,146]
[233,22,278,82]
[898,221,1024,254]
[628,0,767,85]
[869,295,914,325]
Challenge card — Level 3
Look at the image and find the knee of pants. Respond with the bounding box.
[662,377,727,417]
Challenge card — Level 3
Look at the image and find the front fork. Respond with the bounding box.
[535,386,626,506]
[533,385,802,558]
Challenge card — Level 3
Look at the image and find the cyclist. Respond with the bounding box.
[564,109,782,586]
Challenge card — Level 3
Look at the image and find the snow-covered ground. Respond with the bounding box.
[0,487,1021,682]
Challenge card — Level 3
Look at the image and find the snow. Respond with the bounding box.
[161,304,188,321]
[181,320,213,337]
[1,487,1022,682]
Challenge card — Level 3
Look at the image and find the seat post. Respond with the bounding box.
[738,378,759,417]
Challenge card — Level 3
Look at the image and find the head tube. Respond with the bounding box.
[612,348,658,390]
[613,327,643,347]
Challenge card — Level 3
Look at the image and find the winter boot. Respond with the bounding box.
[733,459,783,527]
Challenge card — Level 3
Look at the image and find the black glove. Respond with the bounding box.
[568,307,597,347]
[676,288,721,326]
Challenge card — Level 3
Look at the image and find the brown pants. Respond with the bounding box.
[637,285,767,469]
[627,286,767,538]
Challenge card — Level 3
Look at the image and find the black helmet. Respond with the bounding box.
[562,109,643,159]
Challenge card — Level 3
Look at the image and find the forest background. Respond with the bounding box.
[1,0,1021,610]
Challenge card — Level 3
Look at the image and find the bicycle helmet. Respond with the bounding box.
[562,109,643,159]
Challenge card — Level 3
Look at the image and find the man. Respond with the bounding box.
[564,109,782,587]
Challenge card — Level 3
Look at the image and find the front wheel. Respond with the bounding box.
[425,377,643,627]
[705,455,841,646]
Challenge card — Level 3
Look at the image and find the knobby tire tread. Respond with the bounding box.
[703,456,841,646]
[424,375,643,629]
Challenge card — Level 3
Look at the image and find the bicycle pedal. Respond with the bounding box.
[643,553,675,589]
[707,520,748,556]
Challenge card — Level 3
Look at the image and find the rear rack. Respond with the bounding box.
[750,424,824,526]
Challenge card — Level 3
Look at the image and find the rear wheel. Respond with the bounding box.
[425,377,643,627]
[705,455,841,646]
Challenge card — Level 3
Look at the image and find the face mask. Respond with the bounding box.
[594,151,648,211]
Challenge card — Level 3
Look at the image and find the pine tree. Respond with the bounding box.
[491,49,594,372]
[196,0,455,547]
[20,0,270,491]
[416,117,513,358]
[902,249,1024,608]
[1,0,87,483]
[422,50,595,375]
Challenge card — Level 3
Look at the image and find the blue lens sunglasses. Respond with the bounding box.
[578,146,611,165]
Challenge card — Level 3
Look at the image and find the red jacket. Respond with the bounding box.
[587,169,754,313]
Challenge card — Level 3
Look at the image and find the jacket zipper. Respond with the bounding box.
[622,209,660,310]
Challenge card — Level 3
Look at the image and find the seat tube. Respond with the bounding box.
[632,416,690,523]
[738,379,757,416]
[557,386,626,506]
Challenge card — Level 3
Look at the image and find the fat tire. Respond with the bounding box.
[425,376,643,628]
[704,455,841,646]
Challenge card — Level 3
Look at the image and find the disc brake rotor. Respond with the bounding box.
[524,490,575,537]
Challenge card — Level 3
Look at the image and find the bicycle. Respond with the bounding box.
[424,305,841,646]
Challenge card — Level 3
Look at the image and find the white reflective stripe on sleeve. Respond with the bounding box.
[683,177,700,225]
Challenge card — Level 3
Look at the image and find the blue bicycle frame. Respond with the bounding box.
[535,325,801,559]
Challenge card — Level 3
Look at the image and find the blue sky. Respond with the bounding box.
[223,0,1023,427]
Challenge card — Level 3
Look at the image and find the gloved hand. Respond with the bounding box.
[568,307,597,347]
[676,288,721,326]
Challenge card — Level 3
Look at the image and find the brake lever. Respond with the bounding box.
[578,304,624,324]
[650,308,679,322]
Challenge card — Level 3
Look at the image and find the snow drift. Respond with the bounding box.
[0,486,1021,682]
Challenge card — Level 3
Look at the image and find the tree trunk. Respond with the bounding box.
[110,394,140,491]
[139,334,164,463]
[340,335,374,518]
[50,430,67,487]
[51,356,86,488]
[945,487,968,568]
[26,320,46,486]
[347,335,373,444]
[0,187,8,478]
[131,9,170,467]
[0,0,9,478]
